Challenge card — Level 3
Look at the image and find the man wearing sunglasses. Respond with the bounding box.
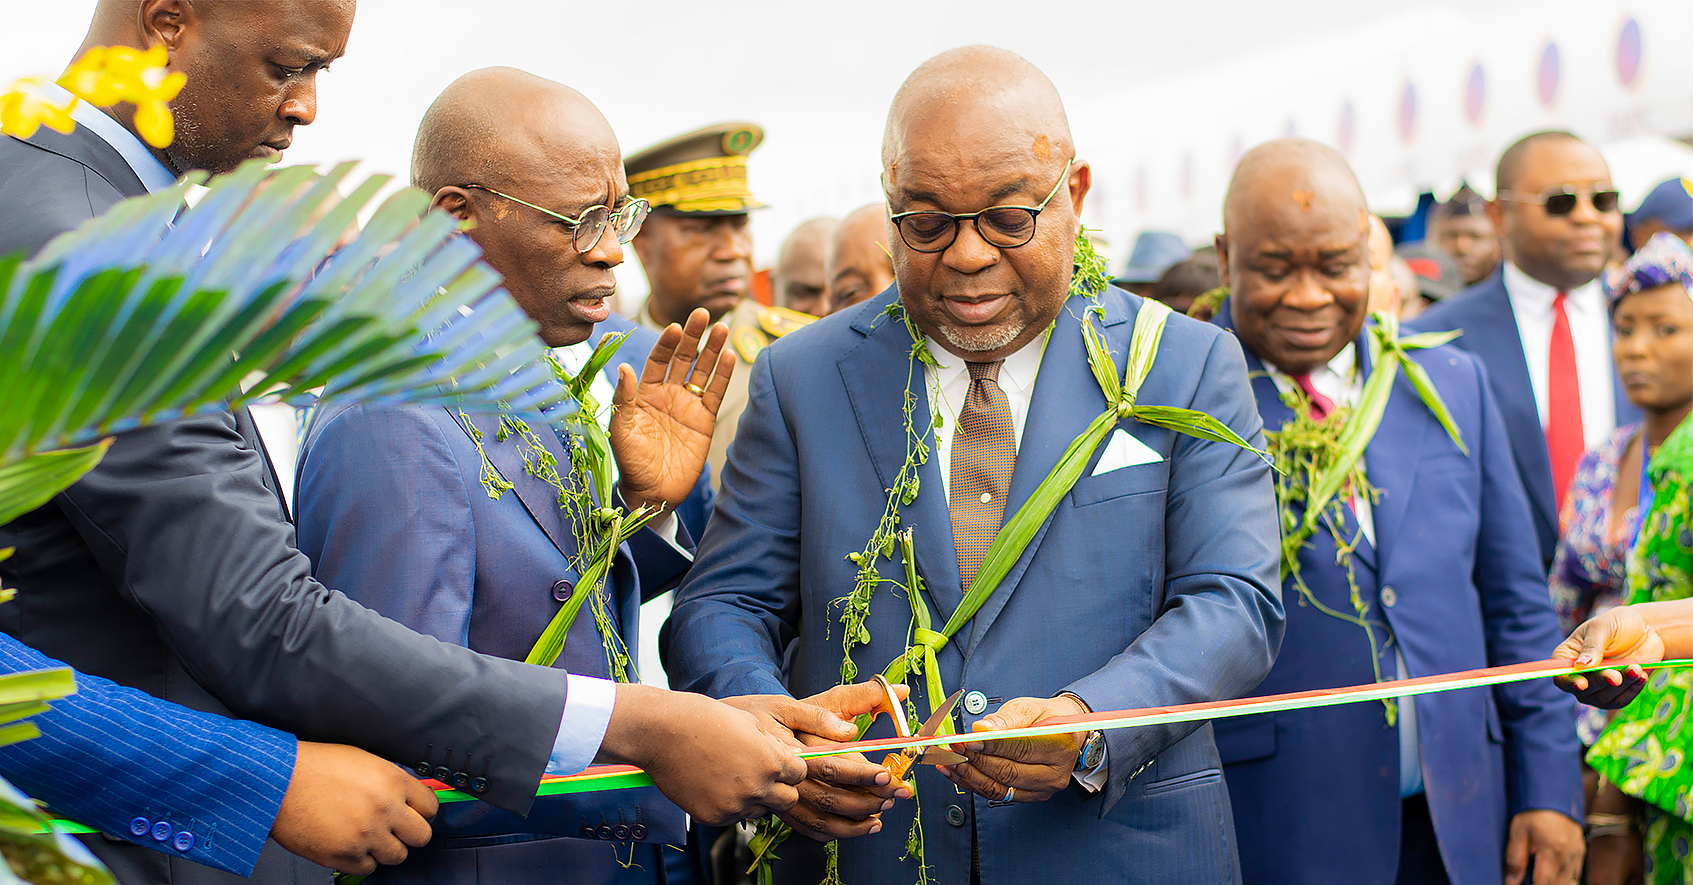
[666,46,1281,884]
[293,67,875,885]
[1413,131,1639,569]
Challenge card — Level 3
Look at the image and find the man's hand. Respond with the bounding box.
[939,695,1089,804]
[728,682,913,841]
[269,742,438,875]
[610,308,735,515]
[1553,606,1660,709]
[597,684,806,826]
[1504,809,1584,885]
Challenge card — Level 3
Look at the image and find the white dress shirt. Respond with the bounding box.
[924,327,1107,790]
[1501,262,1617,447]
[1263,343,1423,797]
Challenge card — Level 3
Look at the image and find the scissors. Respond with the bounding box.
[870,676,966,785]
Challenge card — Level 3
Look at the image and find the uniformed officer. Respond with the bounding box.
[626,122,814,488]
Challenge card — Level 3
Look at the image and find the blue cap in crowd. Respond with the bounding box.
[1115,231,1191,286]
[1633,178,1693,233]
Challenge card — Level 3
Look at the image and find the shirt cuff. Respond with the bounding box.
[544,674,618,776]
[649,511,690,558]
[1072,741,1108,792]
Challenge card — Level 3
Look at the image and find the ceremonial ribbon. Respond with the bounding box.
[37,655,1667,837]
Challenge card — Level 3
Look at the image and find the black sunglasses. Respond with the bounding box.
[887,158,1074,253]
[1497,185,1621,216]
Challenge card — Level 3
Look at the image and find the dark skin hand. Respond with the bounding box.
[938,695,1089,803]
[730,681,913,840]
[610,307,734,516]
[1504,809,1585,885]
[269,742,437,875]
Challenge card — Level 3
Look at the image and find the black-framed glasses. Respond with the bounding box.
[888,157,1074,253]
[1497,185,1621,216]
[462,184,650,253]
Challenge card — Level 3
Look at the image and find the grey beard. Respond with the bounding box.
[935,319,1025,355]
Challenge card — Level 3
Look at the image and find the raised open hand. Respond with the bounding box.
[610,308,734,515]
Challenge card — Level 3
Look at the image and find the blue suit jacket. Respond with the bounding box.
[665,285,1284,885]
[1410,274,1640,566]
[1211,311,1582,885]
[0,632,293,877]
[296,365,695,884]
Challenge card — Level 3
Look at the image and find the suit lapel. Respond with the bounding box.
[1462,281,1557,535]
[839,299,963,616]
[452,408,579,561]
[17,126,148,198]
[963,293,1126,654]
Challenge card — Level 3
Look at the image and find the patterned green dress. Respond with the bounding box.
[1588,416,1693,883]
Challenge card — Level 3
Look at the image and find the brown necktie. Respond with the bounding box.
[950,360,1015,592]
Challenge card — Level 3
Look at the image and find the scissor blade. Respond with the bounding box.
[916,689,964,737]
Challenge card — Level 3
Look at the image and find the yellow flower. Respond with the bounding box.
[0,77,76,141]
[56,44,186,148]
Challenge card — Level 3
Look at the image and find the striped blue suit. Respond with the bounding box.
[0,632,293,877]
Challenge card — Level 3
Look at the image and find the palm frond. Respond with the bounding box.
[0,159,567,467]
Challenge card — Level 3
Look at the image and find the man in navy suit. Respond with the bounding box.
[1211,138,1583,885]
[296,68,869,885]
[1413,132,1638,567]
[665,47,1283,884]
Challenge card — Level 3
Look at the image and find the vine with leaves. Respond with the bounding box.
[1262,312,1466,723]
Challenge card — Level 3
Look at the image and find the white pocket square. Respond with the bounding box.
[1091,428,1163,476]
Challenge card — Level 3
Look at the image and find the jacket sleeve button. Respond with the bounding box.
[613,824,631,840]
[470,777,489,794]
[452,772,470,789]
[630,823,648,840]
[579,825,598,840]
[596,825,614,840]
[414,761,432,777]
[432,766,452,782]
[129,817,150,837]
[151,821,173,842]
[173,830,195,852]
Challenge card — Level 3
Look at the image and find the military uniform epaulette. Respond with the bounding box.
[729,303,816,363]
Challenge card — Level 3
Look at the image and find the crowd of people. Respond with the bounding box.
[7,3,1693,885]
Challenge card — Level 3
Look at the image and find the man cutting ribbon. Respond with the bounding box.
[665,46,1283,884]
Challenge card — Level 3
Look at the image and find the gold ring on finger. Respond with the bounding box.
[684,383,706,397]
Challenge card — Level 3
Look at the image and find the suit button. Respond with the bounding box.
[1381,586,1398,608]
[173,830,195,852]
[470,777,490,794]
[630,823,649,840]
[580,825,598,839]
[552,580,574,602]
[596,825,614,840]
[963,691,988,716]
[945,804,965,827]
[151,821,173,842]
[452,772,470,789]
[414,761,432,777]
[613,824,632,840]
[433,766,452,782]
[129,817,149,837]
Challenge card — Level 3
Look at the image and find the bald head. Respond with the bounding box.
[413,67,618,197]
[882,46,1074,174]
[827,203,896,315]
[772,217,840,315]
[879,46,1089,361]
[1220,139,1372,374]
[413,69,629,348]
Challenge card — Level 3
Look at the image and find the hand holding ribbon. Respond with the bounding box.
[938,694,1090,804]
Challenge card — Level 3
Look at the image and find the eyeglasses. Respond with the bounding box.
[1497,185,1621,216]
[888,157,1074,253]
[462,184,650,253]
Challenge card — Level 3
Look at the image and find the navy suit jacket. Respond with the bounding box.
[1410,274,1640,566]
[0,633,293,877]
[666,285,1284,885]
[1211,311,1582,885]
[296,369,694,885]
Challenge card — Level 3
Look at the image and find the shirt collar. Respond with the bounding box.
[1502,261,1603,315]
[1265,341,1358,388]
[925,324,1051,395]
[48,83,178,194]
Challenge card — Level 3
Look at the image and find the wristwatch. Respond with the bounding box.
[1075,730,1105,771]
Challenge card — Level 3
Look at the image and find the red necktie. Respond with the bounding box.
[1290,372,1336,422]
[1546,290,1584,514]
[950,360,1014,592]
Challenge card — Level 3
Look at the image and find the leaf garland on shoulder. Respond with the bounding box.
[1266,310,1464,723]
[750,231,1270,885]
[457,330,658,682]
